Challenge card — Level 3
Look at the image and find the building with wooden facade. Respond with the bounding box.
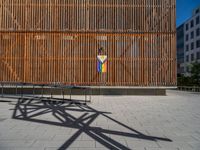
[0,0,176,87]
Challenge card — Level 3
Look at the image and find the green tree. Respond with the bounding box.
[177,75,192,86]
[190,62,200,86]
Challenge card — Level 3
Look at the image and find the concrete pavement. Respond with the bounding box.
[0,90,200,150]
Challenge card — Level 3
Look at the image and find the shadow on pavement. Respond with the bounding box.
[11,98,172,150]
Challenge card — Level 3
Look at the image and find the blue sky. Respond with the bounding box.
[177,0,200,27]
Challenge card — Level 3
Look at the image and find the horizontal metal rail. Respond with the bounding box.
[0,82,92,104]
[177,86,200,92]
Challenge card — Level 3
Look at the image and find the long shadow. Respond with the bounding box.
[11,98,172,150]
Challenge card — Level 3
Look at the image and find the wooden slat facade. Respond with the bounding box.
[0,0,176,86]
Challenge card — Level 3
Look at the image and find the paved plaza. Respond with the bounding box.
[0,90,200,150]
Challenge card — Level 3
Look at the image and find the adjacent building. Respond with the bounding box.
[177,6,200,76]
[177,24,185,74]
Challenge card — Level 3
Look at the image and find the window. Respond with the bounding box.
[186,45,189,51]
[186,55,189,62]
[191,54,194,61]
[196,40,200,48]
[191,20,194,28]
[191,31,194,39]
[196,16,200,25]
[197,52,200,59]
[191,42,194,50]
[196,28,200,36]
[196,9,199,14]
[186,24,189,31]
[186,34,189,41]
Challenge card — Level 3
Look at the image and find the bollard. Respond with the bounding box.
[50,86,53,99]
[1,83,3,98]
[21,84,23,98]
[85,88,87,104]
[41,85,44,98]
[15,84,18,96]
[89,88,92,103]
[33,85,35,97]
[70,88,72,101]
[62,87,65,100]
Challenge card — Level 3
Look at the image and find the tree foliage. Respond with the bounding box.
[190,62,200,86]
[177,62,200,86]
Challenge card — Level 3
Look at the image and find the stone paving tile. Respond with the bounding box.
[145,148,179,150]
[189,141,200,149]
[0,90,200,149]
[45,148,110,150]
[126,140,161,149]
[45,148,78,150]
[68,140,96,148]
[0,139,35,148]
[53,134,77,141]
[0,148,43,150]
[0,132,28,140]
[77,148,110,150]
[31,140,65,148]
[95,138,128,148]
